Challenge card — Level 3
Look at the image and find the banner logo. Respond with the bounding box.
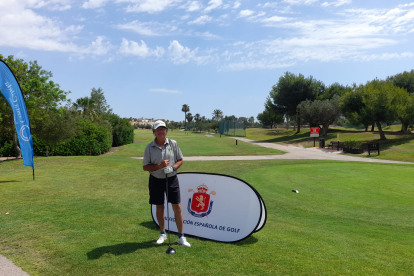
[20,125,30,141]
[187,184,216,218]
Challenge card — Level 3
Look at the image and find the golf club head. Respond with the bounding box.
[166,247,176,254]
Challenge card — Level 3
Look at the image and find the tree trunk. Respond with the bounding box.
[322,124,329,135]
[401,123,408,133]
[296,116,301,133]
[376,121,386,140]
[371,123,375,132]
[9,114,22,158]
[293,115,296,131]
[364,125,368,132]
[12,128,22,158]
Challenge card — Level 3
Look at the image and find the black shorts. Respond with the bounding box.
[148,174,181,205]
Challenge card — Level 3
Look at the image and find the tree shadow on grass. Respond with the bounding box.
[87,241,159,260]
[0,180,21,183]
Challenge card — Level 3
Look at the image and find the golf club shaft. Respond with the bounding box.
[166,174,171,247]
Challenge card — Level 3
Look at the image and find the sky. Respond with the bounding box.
[1,0,414,122]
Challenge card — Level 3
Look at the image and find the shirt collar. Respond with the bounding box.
[151,138,169,148]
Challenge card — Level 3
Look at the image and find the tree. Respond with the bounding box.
[397,94,414,132]
[340,85,373,131]
[269,72,325,133]
[387,70,414,93]
[90,87,112,114]
[341,80,407,140]
[298,95,341,135]
[362,80,407,139]
[224,115,237,121]
[186,112,193,127]
[257,107,284,129]
[319,82,352,100]
[0,55,69,157]
[387,70,414,131]
[194,113,201,131]
[182,104,190,130]
[34,109,79,155]
[249,116,255,126]
[212,109,223,121]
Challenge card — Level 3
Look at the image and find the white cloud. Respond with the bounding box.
[82,0,109,9]
[168,40,197,64]
[322,0,351,7]
[116,0,182,13]
[150,88,182,93]
[239,10,254,17]
[116,20,178,36]
[118,38,165,57]
[261,15,289,24]
[397,3,414,8]
[82,36,113,55]
[181,14,191,20]
[0,7,84,52]
[193,31,221,40]
[188,15,212,25]
[283,0,319,5]
[30,0,72,10]
[259,2,278,8]
[180,1,202,11]
[233,1,241,9]
[204,0,222,13]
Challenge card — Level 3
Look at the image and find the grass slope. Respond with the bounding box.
[1,147,413,275]
[246,127,414,162]
[116,129,284,158]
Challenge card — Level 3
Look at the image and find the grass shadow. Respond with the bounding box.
[139,221,259,246]
[0,180,21,183]
[140,221,158,231]
[87,241,158,260]
[233,235,258,246]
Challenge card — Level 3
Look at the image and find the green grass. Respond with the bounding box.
[246,127,414,162]
[113,129,284,158]
[1,147,414,275]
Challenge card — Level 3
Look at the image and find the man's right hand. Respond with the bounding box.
[160,160,169,168]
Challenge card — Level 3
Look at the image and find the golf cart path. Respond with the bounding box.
[0,255,31,276]
[132,137,414,164]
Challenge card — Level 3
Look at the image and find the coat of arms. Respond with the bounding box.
[187,184,216,218]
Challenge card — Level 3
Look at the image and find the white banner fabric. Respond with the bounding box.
[151,173,267,243]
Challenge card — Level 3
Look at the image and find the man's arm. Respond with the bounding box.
[172,159,183,170]
[143,160,169,172]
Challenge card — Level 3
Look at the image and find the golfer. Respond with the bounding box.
[143,120,191,247]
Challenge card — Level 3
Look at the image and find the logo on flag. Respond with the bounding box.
[187,184,216,218]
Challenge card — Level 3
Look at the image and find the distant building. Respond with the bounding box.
[129,118,169,127]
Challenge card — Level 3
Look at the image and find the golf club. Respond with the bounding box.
[164,166,176,254]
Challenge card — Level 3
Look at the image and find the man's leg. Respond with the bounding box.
[172,203,183,233]
[156,204,165,232]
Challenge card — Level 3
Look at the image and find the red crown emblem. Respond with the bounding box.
[197,184,208,193]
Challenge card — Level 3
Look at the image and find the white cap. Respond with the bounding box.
[153,120,167,130]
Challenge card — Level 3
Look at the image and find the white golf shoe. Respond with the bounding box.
[178,236,191,247]
[156,234,167,244]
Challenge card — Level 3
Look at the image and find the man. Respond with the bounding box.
[142,120,191,247]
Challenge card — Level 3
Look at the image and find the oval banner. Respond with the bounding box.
[151,172,267,243]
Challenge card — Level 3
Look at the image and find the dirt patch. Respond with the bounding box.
[134,140,143,143]
[100,147,120,155]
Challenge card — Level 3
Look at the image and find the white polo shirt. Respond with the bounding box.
[143,138,184,179]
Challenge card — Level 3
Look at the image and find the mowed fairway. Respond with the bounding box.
[0,132,413,275]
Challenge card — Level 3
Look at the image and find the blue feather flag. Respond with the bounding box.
[0,60,35,176]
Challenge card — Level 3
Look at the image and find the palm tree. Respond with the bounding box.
[73,97,97,120]
[212,109,223,121]
[194,113,201,122]
[182,104,190,130]
[249,116,255,126]
[186,113,193,129]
